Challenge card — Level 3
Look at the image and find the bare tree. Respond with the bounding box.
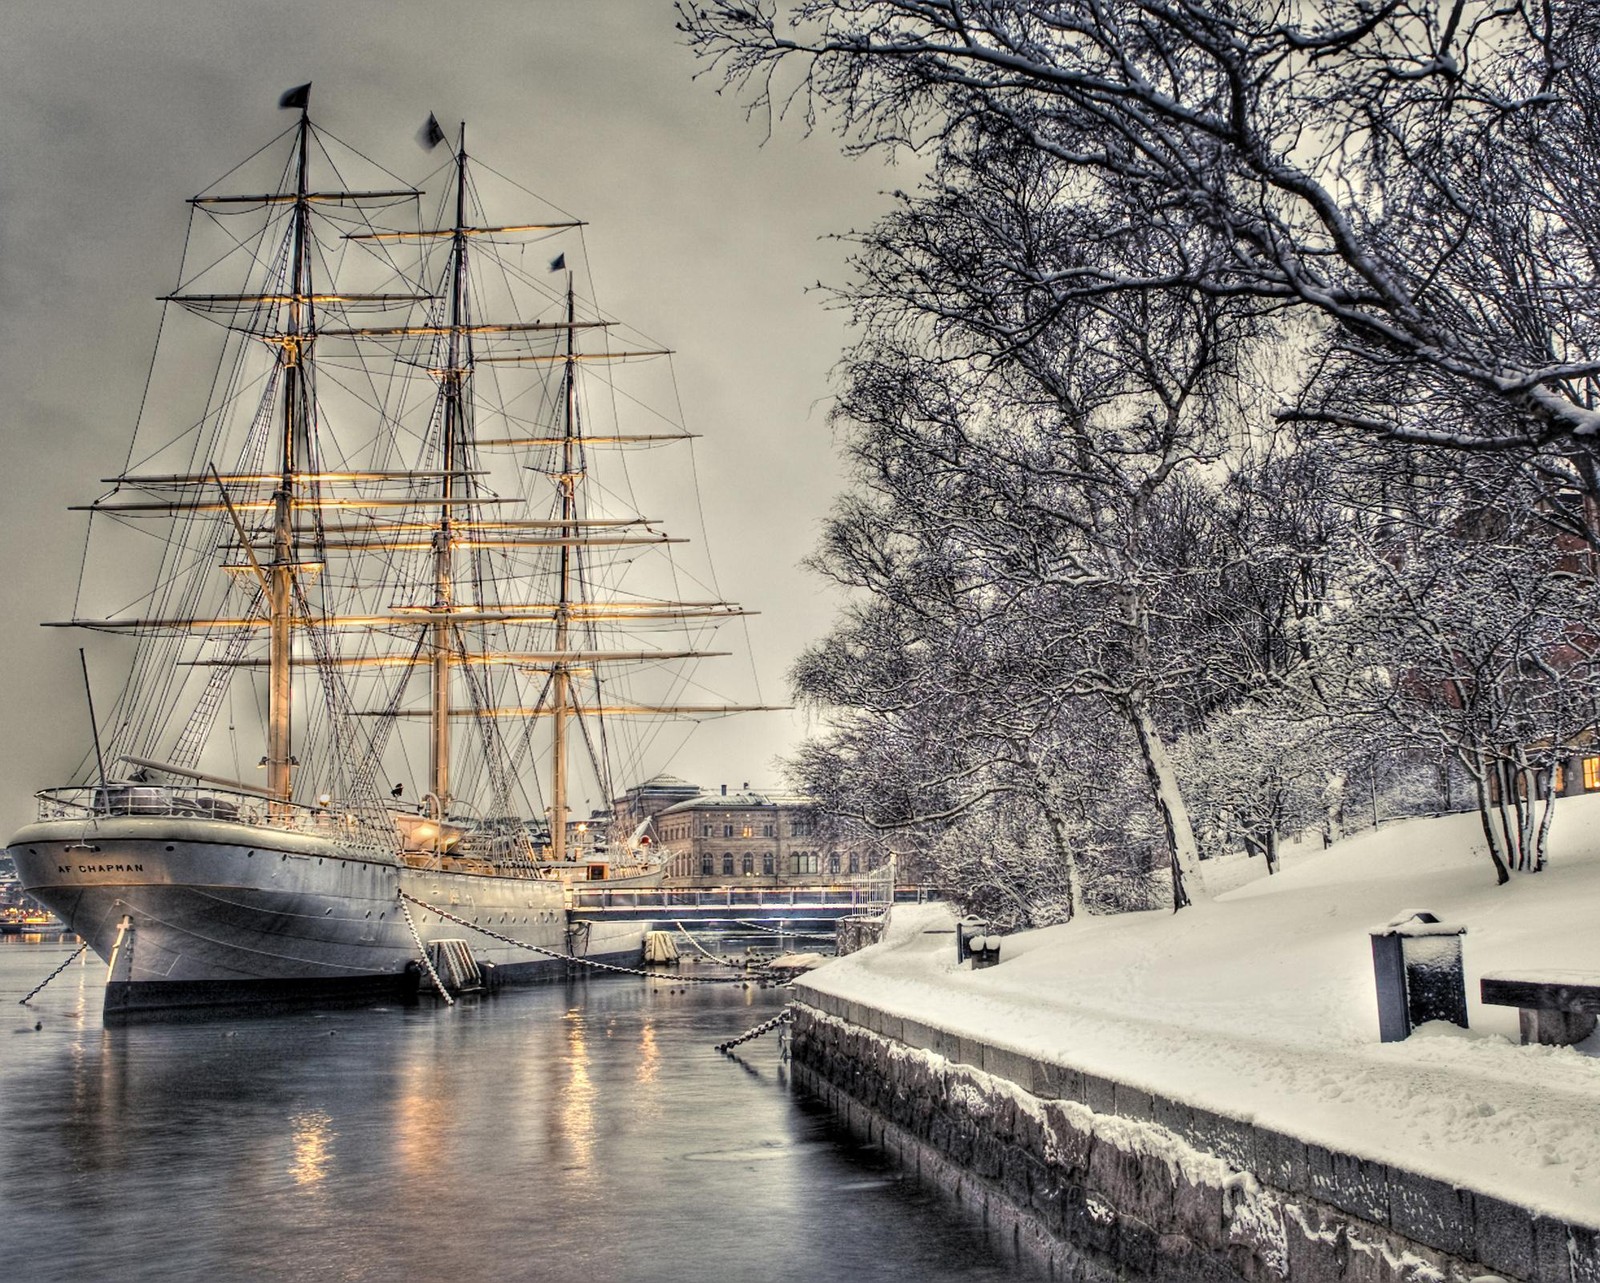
[1306,456,1600,882]
[682,1,1600,470]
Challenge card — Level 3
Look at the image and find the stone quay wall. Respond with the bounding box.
[789,987,1600,1283]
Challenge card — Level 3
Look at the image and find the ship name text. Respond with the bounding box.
[59,863,146,875]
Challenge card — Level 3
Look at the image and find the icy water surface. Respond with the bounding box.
[0,939,1037,1281]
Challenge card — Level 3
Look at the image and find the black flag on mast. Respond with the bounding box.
[417,113,447,150]
[278,82,312,111]
[549,253,566,272]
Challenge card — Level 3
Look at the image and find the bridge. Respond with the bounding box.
[564,884,935,931]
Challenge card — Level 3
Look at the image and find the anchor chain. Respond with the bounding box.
[397,893,455,1006]
[731,919,835,939]
[18,941,89,1006]
[715,1006,793,1053]
[397,890,750,985]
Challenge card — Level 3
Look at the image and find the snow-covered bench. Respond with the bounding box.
[1480,972,1600,1046]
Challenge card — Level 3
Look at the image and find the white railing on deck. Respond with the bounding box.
[34,785,385,849]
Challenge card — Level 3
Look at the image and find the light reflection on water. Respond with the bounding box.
[0,942,1038,1282]
[289,1110,335,1187]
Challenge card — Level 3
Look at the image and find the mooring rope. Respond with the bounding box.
[715,1007,792,1053]
[18,942,89,1006]
[398,890,750,985]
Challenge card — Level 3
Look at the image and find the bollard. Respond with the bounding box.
[956,916,988,964]
[1369,912,1468,1042]
[970,935,1002,970]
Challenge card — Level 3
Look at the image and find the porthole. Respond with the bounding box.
[165,845,175,852]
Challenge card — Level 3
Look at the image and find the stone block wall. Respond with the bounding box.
[789,988,1600,1283]
[835,914,888,956]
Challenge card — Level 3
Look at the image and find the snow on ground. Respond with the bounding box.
[804,796,1600,1228]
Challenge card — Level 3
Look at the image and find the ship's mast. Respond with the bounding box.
[430,123,470,812]
[550,280,578,863]
[267,99,313,805]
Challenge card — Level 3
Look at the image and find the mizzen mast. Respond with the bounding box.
[267,91,314,807]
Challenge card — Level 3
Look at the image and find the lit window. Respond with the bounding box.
[1584,758,1600,791]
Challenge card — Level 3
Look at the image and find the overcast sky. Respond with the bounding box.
[0,1,894,825]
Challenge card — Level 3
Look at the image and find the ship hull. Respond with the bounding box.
[7,815,644,1020]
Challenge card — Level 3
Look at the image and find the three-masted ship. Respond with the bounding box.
[6,89,770,1019]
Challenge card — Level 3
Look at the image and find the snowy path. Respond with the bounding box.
[805,803,1600,1227]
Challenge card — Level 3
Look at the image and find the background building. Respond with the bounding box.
[614,775,873,886]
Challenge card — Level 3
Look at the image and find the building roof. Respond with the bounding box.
[658,788,813,815]
[637,773,695,789]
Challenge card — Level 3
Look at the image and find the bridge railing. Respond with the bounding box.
[565,883,933,912]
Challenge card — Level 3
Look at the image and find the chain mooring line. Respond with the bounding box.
[397,893,455,1006]
[715,1007,792,1053]
[397,889,750,985]
[673,917,735,964]
[730,919,835,939]
[18,942,89,1006]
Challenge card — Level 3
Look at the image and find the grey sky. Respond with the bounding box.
[0,1,890,825]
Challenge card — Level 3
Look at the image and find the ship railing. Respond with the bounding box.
[33,785,392,850]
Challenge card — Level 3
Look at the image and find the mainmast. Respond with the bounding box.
[550,280,578,863]
[430,123,471,813]
[267,94,314,806]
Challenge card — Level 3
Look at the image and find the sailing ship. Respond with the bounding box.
[6,88,773,1019]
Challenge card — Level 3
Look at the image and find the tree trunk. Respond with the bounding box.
[1535,763,1556,874]
[1493,758,1521,874]
[1039,799,1085,923]
[1467,751,1513,885]
[1264,826,1280,875]
[1127,695,1206,908]
[1322,770,1347,847]
[1516,762,1536,872]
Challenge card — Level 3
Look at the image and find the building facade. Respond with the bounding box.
[613,775,872,887]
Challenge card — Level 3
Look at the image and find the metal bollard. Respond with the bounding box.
[970,935,1002,970]
[956,916,988,964]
